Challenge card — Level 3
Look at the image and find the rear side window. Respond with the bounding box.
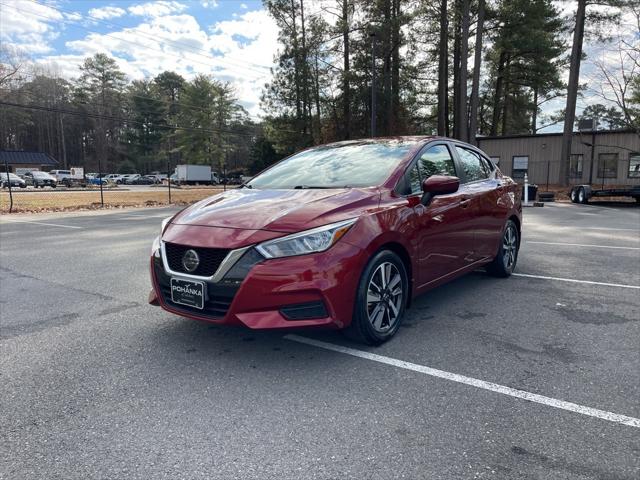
[418,145,457,178]
[455,146,489,182]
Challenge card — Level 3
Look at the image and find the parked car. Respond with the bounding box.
[102,174,120,184]
[143,175,162,184]
[132,176,156,185]
[149,136,522,345]
[0,172,27,188]
[22,171,57,188]
[49,170,73,182]
[124,174,141,185]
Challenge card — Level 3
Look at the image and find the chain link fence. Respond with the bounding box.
[1,159,231,214]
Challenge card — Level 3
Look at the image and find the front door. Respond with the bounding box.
[407,144,477,288]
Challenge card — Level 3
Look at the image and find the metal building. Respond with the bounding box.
[477,130,640,186]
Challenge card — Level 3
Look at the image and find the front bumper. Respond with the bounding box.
[149,240,367,330]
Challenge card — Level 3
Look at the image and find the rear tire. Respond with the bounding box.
[344,250,408,345]
[578,187,587,204]
[486,219,519,278]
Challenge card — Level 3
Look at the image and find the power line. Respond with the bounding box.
[0,1,269,80]
[1,73,249,120]
[26,0,274,76]
[0,100,262,138]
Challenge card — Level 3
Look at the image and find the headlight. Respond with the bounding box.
[256,218,357,259]
[160,216,172,235]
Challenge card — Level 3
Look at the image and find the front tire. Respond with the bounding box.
[344,250,408,345]
[486,219,519,278]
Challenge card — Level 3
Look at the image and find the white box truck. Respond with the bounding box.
[173,165,212,185]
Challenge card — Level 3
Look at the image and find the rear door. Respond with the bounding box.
[399,143,476,287]
[452,145,506,261]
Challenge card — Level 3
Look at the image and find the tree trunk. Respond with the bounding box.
[300,0,312,134]
[437,0,448,136]
[383,0,392,136]
[342,0,351,140]
[290,0,302,125]
[531,86,538,133]
[501,55,510,135]
[559,0,586,186]
[457,0,470,141]
[59,114,67,168]
[391,0,401,135]
[490,50,506,136]
[452,0,461,139]
[468,0,484,145]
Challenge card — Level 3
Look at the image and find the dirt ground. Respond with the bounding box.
[0,187,226,213]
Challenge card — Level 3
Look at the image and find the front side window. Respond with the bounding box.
[598,153,618,178]
[419,145,457,178]
[456,146,488,182]
[629,153,640,178]
[248,140,417,189]
[570,154,583,178]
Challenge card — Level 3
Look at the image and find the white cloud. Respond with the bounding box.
[48,9,278,117]
[128,1,188,18]
[88,6,127,20]
[0,0,62,54]
[201,1,219,8]
[240,3,248,9]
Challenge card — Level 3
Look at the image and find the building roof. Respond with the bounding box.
[476,129,637,141]
[0,150,58,166]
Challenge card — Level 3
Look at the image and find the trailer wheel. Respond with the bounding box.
[570,188,578,203]
[577,187,588,204]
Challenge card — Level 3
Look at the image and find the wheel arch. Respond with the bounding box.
[508,214,521,247]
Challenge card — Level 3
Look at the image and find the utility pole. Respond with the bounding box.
[370,31,377,138]
[589,128,596,185]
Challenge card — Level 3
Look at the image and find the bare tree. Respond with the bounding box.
[592,38,639,133]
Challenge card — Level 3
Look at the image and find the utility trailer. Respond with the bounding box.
[569,185,640,204]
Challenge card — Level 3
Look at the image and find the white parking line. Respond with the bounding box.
[285,335,640,428]
[526,241,640,251]
[0,220,83,229]
[513,273,640,290]
[525,224,640,232]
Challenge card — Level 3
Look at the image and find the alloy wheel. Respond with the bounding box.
[366,262,404,333]
[502,224,518,270]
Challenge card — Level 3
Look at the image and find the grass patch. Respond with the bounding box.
[0,187,226,213]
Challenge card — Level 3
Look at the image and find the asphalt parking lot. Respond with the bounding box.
[1,202,639,479]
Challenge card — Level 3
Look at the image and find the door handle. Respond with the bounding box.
[460,196,471,208]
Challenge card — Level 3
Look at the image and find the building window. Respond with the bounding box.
[629,153,640,178]
[597,153,618,178]
[512,155,529,180]
[569,154,583,178]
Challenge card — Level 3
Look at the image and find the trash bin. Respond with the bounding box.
[521,184,538,201]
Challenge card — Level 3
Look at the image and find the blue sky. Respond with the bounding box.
[0,0,278,116]
[1,1,637,127]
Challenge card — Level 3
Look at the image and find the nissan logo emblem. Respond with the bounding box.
[182,249,200,273]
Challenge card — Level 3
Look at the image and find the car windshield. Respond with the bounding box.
[33,172,50,178]
[247,140,418,189]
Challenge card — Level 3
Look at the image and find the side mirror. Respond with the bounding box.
[421,175,459,205]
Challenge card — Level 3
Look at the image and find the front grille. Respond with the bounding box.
[164,242,230,277]
[154,257,238,318]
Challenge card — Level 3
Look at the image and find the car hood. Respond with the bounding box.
[171,188,380,233]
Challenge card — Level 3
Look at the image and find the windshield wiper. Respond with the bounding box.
[293,185,334,189]
[239,183,253,189]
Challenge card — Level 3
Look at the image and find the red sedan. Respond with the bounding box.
[149,137,522,344]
